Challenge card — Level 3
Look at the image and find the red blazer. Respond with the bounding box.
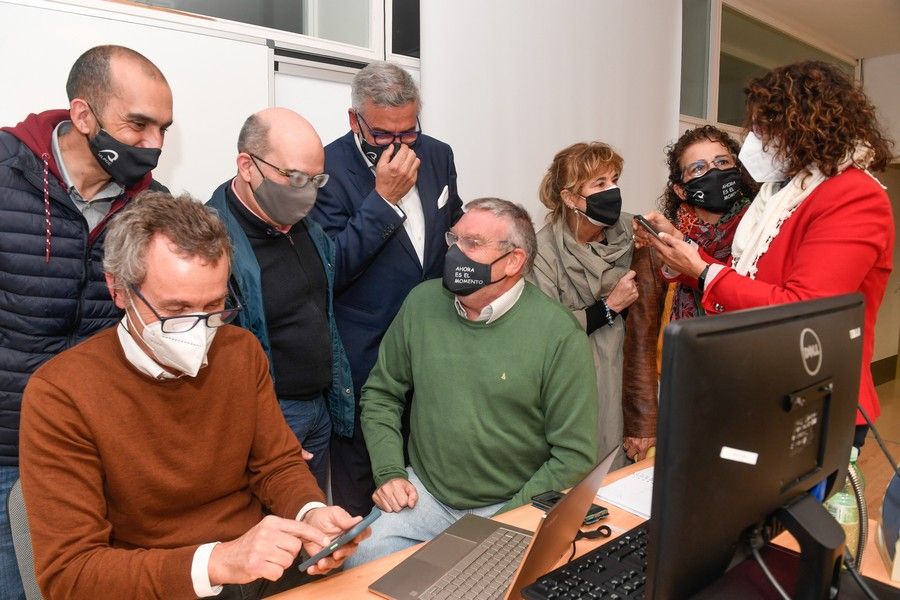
[703,168,894,423]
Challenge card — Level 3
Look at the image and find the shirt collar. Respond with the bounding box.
[51,120,123,201]
[116,316,208,380]
[454,278,525,324]
[352,132,377,171]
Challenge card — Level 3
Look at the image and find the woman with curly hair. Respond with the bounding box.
[638,60,895,441]
[657,125,758,320]
[529,142,661,463]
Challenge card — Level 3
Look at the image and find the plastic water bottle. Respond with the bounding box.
[824,447,865,561]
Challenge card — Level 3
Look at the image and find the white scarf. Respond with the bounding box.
[731,144,879,278]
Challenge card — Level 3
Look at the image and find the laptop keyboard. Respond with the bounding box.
[522,523,648,600]
[419,527,532,600]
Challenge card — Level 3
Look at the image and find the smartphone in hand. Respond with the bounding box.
[297,507,381,571]
[634,215,662,240]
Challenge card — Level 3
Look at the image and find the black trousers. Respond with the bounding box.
[329,407,377,517]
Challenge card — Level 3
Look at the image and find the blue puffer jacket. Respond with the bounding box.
[207,181,355,437]
[0,110,165,466]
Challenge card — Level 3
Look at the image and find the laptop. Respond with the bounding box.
[369,448,619,600]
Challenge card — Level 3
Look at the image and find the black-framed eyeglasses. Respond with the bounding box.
[129,285,243,333]
[356,111,421,146]
[681,155,737,181]
[250,154,330,189]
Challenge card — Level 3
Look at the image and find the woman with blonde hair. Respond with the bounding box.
[529,142,661,464]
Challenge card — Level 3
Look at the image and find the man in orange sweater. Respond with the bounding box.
[19,192,369,600]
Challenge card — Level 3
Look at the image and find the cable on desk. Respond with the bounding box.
[566,524,611,563]
[857,403,900,479]
[751,546,792,600]
[843,549,880,600]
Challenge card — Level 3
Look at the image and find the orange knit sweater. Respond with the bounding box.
[20,325,324,600]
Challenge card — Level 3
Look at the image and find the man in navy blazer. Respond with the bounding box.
[311,61,462,516]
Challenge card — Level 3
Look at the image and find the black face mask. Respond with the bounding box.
[681,167,745,213]
[582,187,622,226]
[88,128,161,187]
[442,244,511,296]
[358,135,419,167]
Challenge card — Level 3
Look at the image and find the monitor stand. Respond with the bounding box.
[693,493,845,599]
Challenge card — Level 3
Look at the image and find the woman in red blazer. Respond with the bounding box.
[638,60,895,444]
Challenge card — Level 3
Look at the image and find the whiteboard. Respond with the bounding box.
[0,1,270,201]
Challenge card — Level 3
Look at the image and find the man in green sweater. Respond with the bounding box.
[348,198,599,566]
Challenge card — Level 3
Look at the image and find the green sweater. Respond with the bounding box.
[361,279,599,513]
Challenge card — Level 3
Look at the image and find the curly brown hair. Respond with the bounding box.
[658,125,758,222]
[744,60,894,178]
[539,142,623,224]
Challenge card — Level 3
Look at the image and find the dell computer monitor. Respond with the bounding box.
[646,294,864,599]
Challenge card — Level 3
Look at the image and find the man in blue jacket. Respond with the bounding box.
[312,61,463,516]
[0,45,172,599]
[207,108,353,490]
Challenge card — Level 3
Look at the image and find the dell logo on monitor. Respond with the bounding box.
[800,328,822,376]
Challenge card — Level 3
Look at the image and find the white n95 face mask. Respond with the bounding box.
[128,296,217,377]
[738,132,790,183]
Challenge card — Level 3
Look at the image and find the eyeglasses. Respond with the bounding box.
[681,155,736,181]
[445,231,512,253]
[356,112,421,146]
[250,154,330,189]
[130,285,243,333]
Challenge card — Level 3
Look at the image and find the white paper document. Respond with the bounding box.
[596,466,654,519]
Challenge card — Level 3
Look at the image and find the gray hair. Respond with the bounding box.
[237,113,270,155]
[351,61,420,114]
[465,198,537,275]
[104,191,232,290]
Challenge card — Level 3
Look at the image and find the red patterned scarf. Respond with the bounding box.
[670,199,749,320]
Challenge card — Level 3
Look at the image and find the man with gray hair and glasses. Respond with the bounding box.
[312,61,462,516]
[347,198,598,566]
[19,192,369,599]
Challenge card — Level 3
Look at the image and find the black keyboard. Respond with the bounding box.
[522,523,649,600]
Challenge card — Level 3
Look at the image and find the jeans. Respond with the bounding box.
[345,467,505,568]
[278,396,332,492]
[1,465,25,600]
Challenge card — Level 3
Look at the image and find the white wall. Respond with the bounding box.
[0,0,270,200]
[863,53,900,161]
[419,0,681,226]
[863,54,900,363]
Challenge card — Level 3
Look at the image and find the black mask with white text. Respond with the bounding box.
[442,244,511,296]
[681,167,744,213]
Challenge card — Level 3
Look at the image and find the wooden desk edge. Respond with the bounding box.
[271,459,898,598]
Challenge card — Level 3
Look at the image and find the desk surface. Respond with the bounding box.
[271,460,897,599]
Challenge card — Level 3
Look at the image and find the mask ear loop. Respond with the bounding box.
[567,524,612,563]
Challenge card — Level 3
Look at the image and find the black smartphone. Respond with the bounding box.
[634,215,662,240]
[297,507,381,571]
[530,490,609,525]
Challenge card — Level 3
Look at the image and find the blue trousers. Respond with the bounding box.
[345,467,505,568]
[278,396,332,492]
[1,465,25,600]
